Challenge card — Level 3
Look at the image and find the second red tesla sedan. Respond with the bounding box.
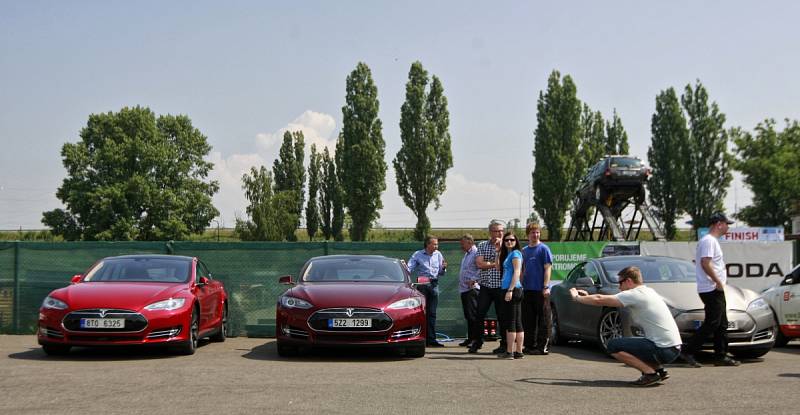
[38,254,227,356]
[275,255,428,358]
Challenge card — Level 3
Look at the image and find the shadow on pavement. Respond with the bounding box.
[516,377,632,388]
[241,339,417,362]
[6,341,207,361]
[778,373,800,378]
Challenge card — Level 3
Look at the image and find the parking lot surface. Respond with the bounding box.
[1,335,797,415]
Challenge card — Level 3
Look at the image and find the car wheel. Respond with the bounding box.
[775,329,790,347]
[731,348,771,359]
[175,308,199,355]
[276,341,297,357]
[405,345,425,358]
[598,308,623,353]
[550,304,568,346]
[42,344,71,356]
[210,304,227,342]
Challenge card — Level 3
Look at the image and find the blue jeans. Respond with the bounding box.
[607,337,680,366]
[418,281,439,344]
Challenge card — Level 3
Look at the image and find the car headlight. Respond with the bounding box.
[386,298,422,310]
[42,296,68,310]
[144,298,186,311]
[280,296,313,309]
[746,298,770,313]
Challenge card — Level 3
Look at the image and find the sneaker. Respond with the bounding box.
[496,351,514,360]
[630,372,661,387]
[522,347,536,355]
[679,352,702,368]
[714,356,740,366]
[458,340,472,347]
[656,368,670,381]
[467,346,479,354]
[492,346,506,354]
[513,352,525,359]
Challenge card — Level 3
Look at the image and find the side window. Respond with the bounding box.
[566,264,586,284]
[195,262,209,283]
[584,263,600,284]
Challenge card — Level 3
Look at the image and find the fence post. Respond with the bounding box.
[324,240,329,256]
[12,241,20,334]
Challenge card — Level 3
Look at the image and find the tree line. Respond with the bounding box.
[41,66,798,241]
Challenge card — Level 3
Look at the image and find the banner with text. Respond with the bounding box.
[547,242,608,280]
[640,241,794,292]
[697,227,785,242]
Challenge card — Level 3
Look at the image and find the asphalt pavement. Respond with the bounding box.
[1,335,798,415]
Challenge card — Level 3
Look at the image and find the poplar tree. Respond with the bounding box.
[606,109,630,154]
[305,144,321,240]
[393,61,453,240]
[647,88,689,239]
[319,147,335,240]
[337,62,387,241]
[532,70,583,240]
[680,80,733,233]
[272,130,305,240]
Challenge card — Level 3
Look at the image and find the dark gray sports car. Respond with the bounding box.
[550,255,776,358]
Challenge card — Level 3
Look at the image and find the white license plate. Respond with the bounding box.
[80,318,125,329]
[329,318,371,328]
[692,320,737,330]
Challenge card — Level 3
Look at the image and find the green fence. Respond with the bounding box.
[0,241,609,338]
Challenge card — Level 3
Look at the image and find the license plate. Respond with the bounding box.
[80,318,125,329]
[692,320,736,330]
[329,318,371,328]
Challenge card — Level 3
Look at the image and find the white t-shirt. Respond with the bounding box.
[616,285,682,348]
[695,234,726,293]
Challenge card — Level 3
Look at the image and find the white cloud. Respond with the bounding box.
[255,110,338,156]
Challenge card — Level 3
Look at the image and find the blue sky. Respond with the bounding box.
[1,1,798,229]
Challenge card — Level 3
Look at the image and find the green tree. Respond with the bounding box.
[680,80,733,233]
[393,62,453,240]
[337,62,387,241]
[272,130,305,241]
[41,106,219,241]
[579,104,606,183]
[532,70,583,240]
[731,119,800,230]
[647,88,689,239]
[319,147,334,240]
[235,166,297,241]
[606,109,630,154]
[305,144,322,240]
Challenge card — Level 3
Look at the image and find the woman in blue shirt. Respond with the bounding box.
[497,231,524,359]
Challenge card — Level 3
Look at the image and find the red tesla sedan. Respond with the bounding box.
[38,254,227,356]
[276,255,428,358]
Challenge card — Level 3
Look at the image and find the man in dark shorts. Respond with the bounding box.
[570,266,682,386]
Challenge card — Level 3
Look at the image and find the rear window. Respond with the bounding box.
[302,258,406,282]
[601,258,696,283]
[84,258,191,283]
[610,157,643,168]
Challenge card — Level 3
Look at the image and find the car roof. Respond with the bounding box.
[102,254,194,262]
[594,255,688,263]
[307,255,398,262]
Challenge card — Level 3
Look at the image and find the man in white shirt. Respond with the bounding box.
[571,266,681,387]
[680,212,740,367]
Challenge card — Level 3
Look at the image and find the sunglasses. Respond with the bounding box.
[618,278,629,285]
[503,238,516,242]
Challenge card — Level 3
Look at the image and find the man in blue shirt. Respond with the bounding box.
[407,235,447,347]
[458,234,480,347]
[521,222,553,355]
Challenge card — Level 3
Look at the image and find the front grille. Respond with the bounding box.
[308,308,393,332]
[147,327,182,339]
[390,326,421,340]
[315,333,388,342]
[69,335,144,342]
[753,327,774,341]
[62,309,148,333]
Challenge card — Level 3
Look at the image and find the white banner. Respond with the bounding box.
[640,241,794,292]
[698,227,785,241]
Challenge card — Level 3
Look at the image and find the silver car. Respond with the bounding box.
[550,255,776,358]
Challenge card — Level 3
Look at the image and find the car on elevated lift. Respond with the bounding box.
[576,155,650,204]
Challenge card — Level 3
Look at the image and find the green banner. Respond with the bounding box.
[546,242,609,280]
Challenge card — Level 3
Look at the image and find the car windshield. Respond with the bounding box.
[84,258,191,283]
[601,258,696,283]
[610,157,643,168]
[302,258,406,282]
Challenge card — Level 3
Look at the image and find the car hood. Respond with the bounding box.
[289,283,416,309]
[50,282,189,311]
[649,282,756,311]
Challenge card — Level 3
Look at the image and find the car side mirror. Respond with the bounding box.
[279,275,295,285]
[782,277,794,286]
[575,277,596,287]
[70,274,83,284]
[198,276,210,286]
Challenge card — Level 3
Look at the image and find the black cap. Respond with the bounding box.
[708,212,734,225]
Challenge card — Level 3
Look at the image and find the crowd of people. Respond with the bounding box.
[406,213,741,387]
